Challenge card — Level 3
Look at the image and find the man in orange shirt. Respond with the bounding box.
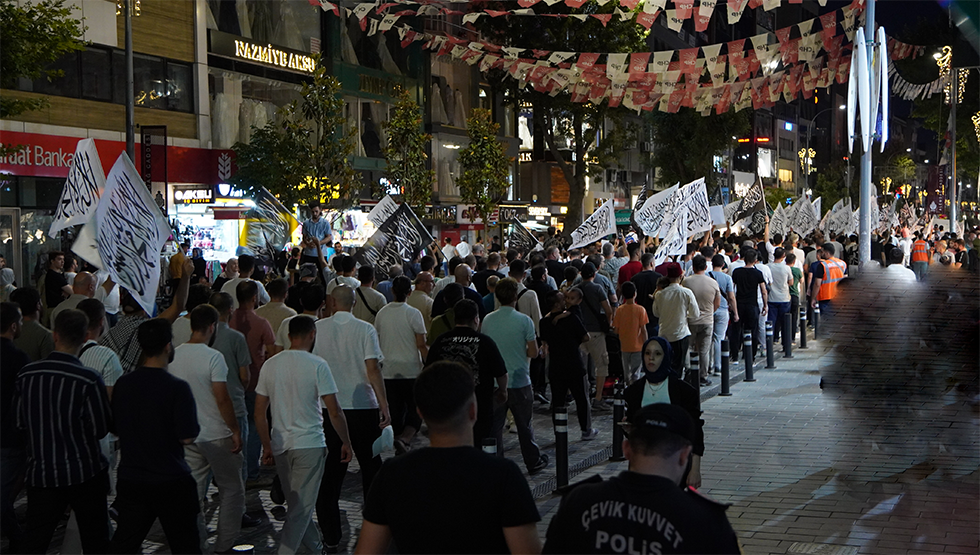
[612,282,648,384]
[910,231,931,281]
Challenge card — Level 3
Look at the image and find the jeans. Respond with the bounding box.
[111,474,202,554]
[22,470,111,554]
[0,447,25,546]
[317,409,383,547]
[244,391,261,480]
[581,332,609,399]
[768,301,791,342]
[492,386,542,470]
[549,372,592,433]
[689,323,712,380]
[385,378,421,437]
[185,437,245,552]
[912,260,929,281]
[711,310,730,372]
[620,351,642,382]
[275,448,326,555]
[237,415,248,480]
[669,336,691,388]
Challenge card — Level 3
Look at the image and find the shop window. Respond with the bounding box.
[32,52,80,98]
[207,0,321,54]
[209,69,302,149]
[80,48,112,101]
[166,63,194,112]
[779,168,793,183]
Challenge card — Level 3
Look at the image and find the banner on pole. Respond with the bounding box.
[49,139,106,237]
[96,153,172,314]
[731,178,765,223]
[570,198,617,249]
[241,188,300,264]
[654,205,689,267]
[658,177,712,237]
[354,203,434,282]
[509,218,540,256]
[368,195,399,227]
[634,184,678,236]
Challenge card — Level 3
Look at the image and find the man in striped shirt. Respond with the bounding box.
[15,309,113,554]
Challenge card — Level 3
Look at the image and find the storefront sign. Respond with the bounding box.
[457,205,486,225]
[0,131,233,184]
[359,75,398,97]
[209,30,315,74]
[491,206,528,223]
[141,125,167,188]
[215,183,246,199]
[528,206,550,217]
[174,186,215,204]
[427,204,457,226]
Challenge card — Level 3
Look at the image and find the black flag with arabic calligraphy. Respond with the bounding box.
[629,181,649,235]
[731,178,765,224]
[509,218,539,257]
[354,203,433,282]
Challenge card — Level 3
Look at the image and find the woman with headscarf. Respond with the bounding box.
[624,336,705,488]
[211,257,239,292]
[0,268,15,302]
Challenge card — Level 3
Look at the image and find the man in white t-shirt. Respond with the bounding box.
[373,276,427,453]
[312,285,388,550]
[220,254,270,310]
[169,305,244,554]
[766,248,795,344]
[456,235,472,259]
[171,284,214,348]
[255,315,350,555]
[275,284,325,350]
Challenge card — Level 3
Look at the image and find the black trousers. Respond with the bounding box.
[317,408,383,547]
[530,350,547,395]
[549,371,592,432]
[789,294,800,341]
[733,305,761,360]
[111,475,201,554]
[22,469,111,554]
[669,336,691,387]
[474,393,494,447]
[385,378,421,435]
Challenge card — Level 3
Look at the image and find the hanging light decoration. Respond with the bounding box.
[973,111,980,143]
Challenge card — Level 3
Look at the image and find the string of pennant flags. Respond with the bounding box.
[315,0,922,114]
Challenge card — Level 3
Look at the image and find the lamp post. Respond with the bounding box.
[804,105,846,195]
[117,0,140,161]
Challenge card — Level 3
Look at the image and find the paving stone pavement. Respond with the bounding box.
[15,331,978,554]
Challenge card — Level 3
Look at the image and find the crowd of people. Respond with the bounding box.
[1,206,976,554]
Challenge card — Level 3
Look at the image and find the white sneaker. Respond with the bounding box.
[581,428,600,441]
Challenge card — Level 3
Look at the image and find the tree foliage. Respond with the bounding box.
[813,159,856,215]
[649,108,751,192]
[910,85,979,185]
[231,55,359,209]
[0,0,86,119]
[457,108,511,226]
[474,0,647,235]
[382,89,434,217]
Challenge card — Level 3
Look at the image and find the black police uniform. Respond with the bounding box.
[543,472,740,554]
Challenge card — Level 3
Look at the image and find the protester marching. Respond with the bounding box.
[4,139,978,555]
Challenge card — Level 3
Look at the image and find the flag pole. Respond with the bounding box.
[858,0,876,264]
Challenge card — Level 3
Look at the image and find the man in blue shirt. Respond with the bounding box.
[482,278,548,475]
[301,202,334,267]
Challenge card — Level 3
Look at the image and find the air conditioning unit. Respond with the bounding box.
[606,169,619,183]
[640,141,655,153]
[620,171,633,184]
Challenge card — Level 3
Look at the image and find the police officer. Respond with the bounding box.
[543,403,740,554]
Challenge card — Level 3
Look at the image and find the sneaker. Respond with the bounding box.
[270,476,286,505]
[242,513,262,528]
[529,455,549,475]
[699,378,713,387]
[322,544,340,554]
[534,392,551,404]
[591,399,612,412]
[581,428,600,441]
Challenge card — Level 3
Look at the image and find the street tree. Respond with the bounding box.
[231,54,359,209]
[457,108,511,227]
[648,108,751,193]
[475,1,646,235]
[382,89,434,217]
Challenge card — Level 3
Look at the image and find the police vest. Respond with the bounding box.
[911,240,930,264]
[817,258,846,301]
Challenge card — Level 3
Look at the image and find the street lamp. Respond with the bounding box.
[803,104,846,194]
[116,0,141,161]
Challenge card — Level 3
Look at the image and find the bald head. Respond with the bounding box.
[331,285,355,312]
[72,272,97,297]
[454,264,472,286]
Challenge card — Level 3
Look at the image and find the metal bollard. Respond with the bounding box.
[782,312,794,359]
[743,331,755,382]
[481,437,497,455]
[720,339,732,396]
[610,382,626,462]
[799,309,808,349]
[765,319,776,369]
[813,304,821,340]
[554,408,568,488]
[688,350,700,389]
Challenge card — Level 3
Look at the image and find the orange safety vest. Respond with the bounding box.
[817,258,846,301]
[911,240,930,264]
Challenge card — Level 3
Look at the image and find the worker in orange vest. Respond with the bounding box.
[809,243,847,320]
[910,231,931,281]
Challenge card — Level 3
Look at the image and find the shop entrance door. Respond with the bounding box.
[0,208,24,287]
